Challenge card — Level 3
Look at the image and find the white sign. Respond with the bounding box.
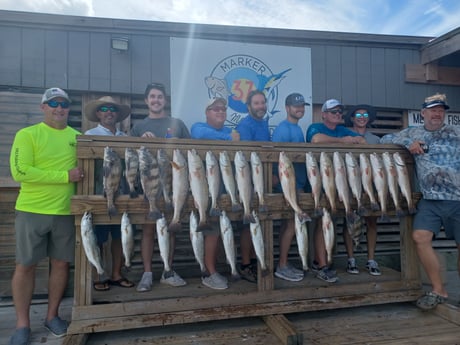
[170,38,312,135]
[408,110,460,127]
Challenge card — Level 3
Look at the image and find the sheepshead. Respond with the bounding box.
[250,151,268,212]
[320,152,337,214]
[206,151,222,217]
[156,215,172,274]
[168,149,189,232]
[188,149,211,232]
[346,215,365,250]
[370,153,390,222]
[138,146,161,220]
[219,211,240,280]
[322,207,335,265]
[121,212,134,268]
[393,152,417,214]
[103,146,122,216]
[345,152,367,216]
[124,147,139,198]
[235,151,256,224]
[305,152,323,216]
[278,151,311,223]
[359,153,380,212]
[189,210,205,273]
[333,152,355,223]
[80,212,104,275]
[157,148,173,210]
[294,212,309,271]
[382,152,404,217]
[219,151,242,212]
[249,211,269,276]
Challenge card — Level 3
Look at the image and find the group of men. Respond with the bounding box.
[7,83,459,344]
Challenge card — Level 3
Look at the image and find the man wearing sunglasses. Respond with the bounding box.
[83,96,135,292]
[9,88,83,344]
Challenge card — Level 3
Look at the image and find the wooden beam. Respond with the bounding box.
[62,333,88,345]
[263,314,302,345]
[421,31,460,64]
[433,303,460,326]
[405,64,460,85]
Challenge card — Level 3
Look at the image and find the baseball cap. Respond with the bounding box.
[206,97,227,110]
[41,87,71,104]
[422,93,450,110]
[285,93,310,106]
[322,99,344,112]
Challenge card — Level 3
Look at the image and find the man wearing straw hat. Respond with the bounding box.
[84,96,135,291]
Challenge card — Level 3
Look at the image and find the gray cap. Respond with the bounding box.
[41,87,71,104]
[321,99,343,112]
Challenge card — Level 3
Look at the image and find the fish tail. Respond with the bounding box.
[196,221,212,232]
[129,190,138,198]
[258,204,269,213]
[209,207,222,217]
[147,210,162,220]
[370,202,380,211]
[298,212,312,223]
[243,213,256,225]
[379,213,390,222]
[314,207,324,217]
[396,208,406,217]
[261,268,270,277]
[231,203,243,212]
[358,205,368,216]
[230,273,241,282]
[108,205,118,217]
[168,222,183,233]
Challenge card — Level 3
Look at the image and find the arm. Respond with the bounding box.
[310,133,366,144]
[191,123,232,140]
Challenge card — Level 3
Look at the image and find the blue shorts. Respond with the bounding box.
[95,224,121,245]
[413,199,460,243]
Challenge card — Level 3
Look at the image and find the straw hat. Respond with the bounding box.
[84,96,131,122]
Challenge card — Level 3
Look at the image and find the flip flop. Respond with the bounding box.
[93,280,110,291]
[109,277,135,288]
[416,291,447,311]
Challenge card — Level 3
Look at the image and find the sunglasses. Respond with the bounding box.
[46,100,70,109]
[354,113,369,118]
[98,106,118,112]
[328,109,343,114]
[209,106,227,112]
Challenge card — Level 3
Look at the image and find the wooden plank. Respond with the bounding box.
[263,314,302,345]
[433,302,460,326]
[405,64,460,86]
[62,333,89,345]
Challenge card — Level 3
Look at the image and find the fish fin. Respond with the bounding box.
[231,203,243,212]
[209,207,222,217]
[258,204,269,213]
[129,190,138,198]
[168,222,182,233]
[370,202,380,211]
[243,213,256,224]
[147,210,162,220]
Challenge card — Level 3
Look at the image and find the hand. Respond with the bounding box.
[231,130,240,141]
[69,167,85,182]
[141,131,156,138]
[408,141,426,155]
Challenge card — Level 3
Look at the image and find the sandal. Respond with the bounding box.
[109,277,135,288]
[93,280,110,291]
[416,291,447,311]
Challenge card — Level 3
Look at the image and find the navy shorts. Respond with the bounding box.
[95,224,122,245]
[413,199,460,243]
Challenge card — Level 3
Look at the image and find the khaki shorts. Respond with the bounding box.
[15,211,76,266]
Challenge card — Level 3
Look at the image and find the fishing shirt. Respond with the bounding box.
[131,116,190,138]
[190,122,233,140]
[305,123,362,143]
[235,115,270,141]
[380,124,460,201]
[10,122,80,215]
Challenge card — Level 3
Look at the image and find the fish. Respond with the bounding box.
[219,151,242,212]
[80,211,104,275]
[103,146,122,216]
[370,152,390,222]
[321,207,335,266]
[121,212,134,268]
[188,149,212,232]
[249,211,269,276]
[189,210,205,273]
[393,152,417,214]
[359,153,380,212]
[156,215,172,275]
[345,152,367,216]
[333,152,355,223]
[138,146,162,220]
[278,151,311,223]
[346,215,365,250]
[157,148,173,210]
[168,149,190,232]
[206,151,222,217]
[305,152,323,217]
[124,147,139,198]
[250,151,268,212]
[234,151,256,224]
[219,211,241,280]
[320,152,337,214]
[294,212,309,271]
[382,152,404,217]
[205,76,231,100]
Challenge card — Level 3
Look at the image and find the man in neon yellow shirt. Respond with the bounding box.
[8,87,83,345]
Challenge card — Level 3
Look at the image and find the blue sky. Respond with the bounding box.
[0,0,459,37]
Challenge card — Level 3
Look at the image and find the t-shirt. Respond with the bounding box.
[131,116,190,138]
[85,124,126,137]
[191,122,233,140]
[10,122,80,215]
[363,131,380,144]
[305,123,361,143]
[235,115,270,141]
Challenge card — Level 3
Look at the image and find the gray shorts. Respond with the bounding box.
[413,199,460,243]
[15,211,76,265]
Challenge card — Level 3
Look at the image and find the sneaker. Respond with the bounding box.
[240,264,257,283]
[347,258,359,274]
[366,260,382,276]
[160,270,187,287]
[44,316,68,338]
[275,265,303,282]
[311,261,336,275]
[316,267,338,283]
[286,264,304,278]
[136,272,153,292]
[8,327,31,345]
[202,272,228,290]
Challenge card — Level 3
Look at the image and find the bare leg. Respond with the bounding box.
[413,229,447,297]
[111,238,123,281]
[342,223,354,259]
[240,226,252,266]
[365,217,378,261]
[278,219,295,267]
[141,224,155,273]
[11,264,36,329]
[204,234,219,275]
[168,232,176,267]
[46,258,69,322]
[314,220,328,267]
